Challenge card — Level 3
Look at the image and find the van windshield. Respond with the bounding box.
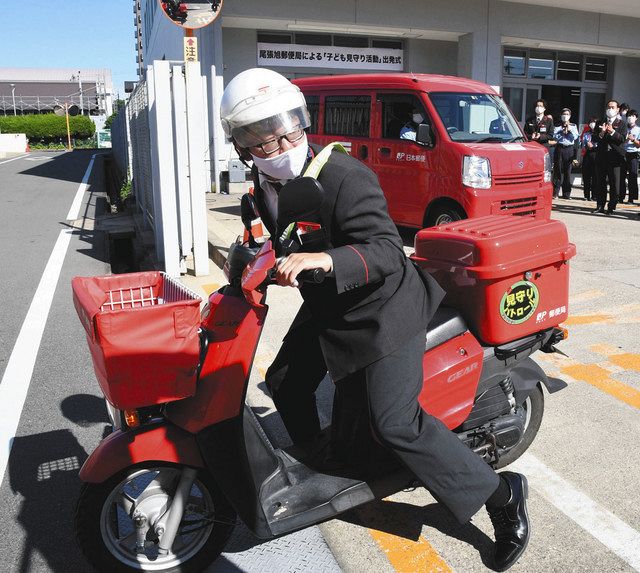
[429,92,524,143]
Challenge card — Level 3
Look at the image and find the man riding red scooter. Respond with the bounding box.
[71,69,575,573]
[219,68,530,571]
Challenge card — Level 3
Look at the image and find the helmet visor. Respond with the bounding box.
[231,106,311,148]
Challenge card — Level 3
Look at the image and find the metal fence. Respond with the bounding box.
[109,62,209,278]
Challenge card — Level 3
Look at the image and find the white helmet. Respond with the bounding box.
[220,68,310,148]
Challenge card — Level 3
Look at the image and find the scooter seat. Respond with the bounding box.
[425,306,468,352]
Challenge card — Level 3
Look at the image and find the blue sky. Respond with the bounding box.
[0,0,138,99]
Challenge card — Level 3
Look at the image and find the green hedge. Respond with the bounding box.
[0,114,96,141]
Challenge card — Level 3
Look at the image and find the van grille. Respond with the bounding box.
[498,197,538,216]
[494,173,542,186]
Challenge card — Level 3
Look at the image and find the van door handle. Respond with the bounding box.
[359,145,368,160]
[378,147,391,156]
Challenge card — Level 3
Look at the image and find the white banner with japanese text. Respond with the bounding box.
[257,43,403,71]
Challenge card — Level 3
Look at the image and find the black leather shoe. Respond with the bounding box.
[488,472,530,572]
[593,207,605,213]
[606,209,614,215]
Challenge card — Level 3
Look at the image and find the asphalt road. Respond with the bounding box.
[1,151,639,573]
[0,150,111,571]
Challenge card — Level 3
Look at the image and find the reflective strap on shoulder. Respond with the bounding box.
[303,142,349,180]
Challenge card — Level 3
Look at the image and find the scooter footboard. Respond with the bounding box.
[79,423,204,483]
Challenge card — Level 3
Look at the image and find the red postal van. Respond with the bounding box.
[293,74,552,227]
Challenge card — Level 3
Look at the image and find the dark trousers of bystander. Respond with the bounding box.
[266,323,500,524]
[623,153,639,203]
[596,153,624,211]
[582,151,598,200]
[554,145,575,198]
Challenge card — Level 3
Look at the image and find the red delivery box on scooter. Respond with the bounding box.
[412,215,576,345]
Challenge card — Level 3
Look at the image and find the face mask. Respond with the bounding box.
[606,108,618,119]
[251,134,309,181]
[589,122,596,130]
[561,115,570,122]
[535,106,544,115]
[412,113,424,124]
[628,116,637,126]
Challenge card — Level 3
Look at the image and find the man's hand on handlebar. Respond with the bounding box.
[276,252,333,288]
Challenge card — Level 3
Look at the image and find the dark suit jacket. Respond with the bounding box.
[595,118,628,162]
[251,145,445,381]
[524,115,555,146]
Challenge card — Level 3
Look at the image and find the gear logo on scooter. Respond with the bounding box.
[500,280,539,324]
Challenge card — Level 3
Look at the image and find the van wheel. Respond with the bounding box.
[426,205,465,227]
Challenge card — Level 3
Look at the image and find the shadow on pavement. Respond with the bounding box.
[18,150,101,184]
[552,199,640,220]
[344,498,494,568]
[8,429,89,573]
[210,204,241,217]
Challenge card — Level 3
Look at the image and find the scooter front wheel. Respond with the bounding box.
[75,463,236,572]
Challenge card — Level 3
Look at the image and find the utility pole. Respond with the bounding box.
[10,83,17,115]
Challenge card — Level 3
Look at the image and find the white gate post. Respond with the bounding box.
[185,61,210,276]
[171,64,192,274]
[148,61,181,277]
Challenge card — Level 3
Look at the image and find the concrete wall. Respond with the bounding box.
[611,57,640,111]
[406,39,458,75]
[0,134,28,155]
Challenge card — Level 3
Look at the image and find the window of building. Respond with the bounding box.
[528,50,555,80]
[306,95,319,134]
[334,35,369,47]
[372,39,402,49]
[585,57,608,82]
[325,96,370,137]
[503,49,526,76]
[257,32,292,44]
[294,33,331,46]
[557,53,582,81]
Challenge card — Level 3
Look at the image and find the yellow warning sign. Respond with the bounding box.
[184,37,198,62]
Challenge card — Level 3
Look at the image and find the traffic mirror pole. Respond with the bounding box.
[65,103,72,151]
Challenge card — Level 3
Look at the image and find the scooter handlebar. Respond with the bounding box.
[297,268,326,284]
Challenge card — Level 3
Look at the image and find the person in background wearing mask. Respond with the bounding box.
[553,108,579,199]
[524,99,555,147]
[595,100,628,214]
[580,117,599,201]
[619,103,629,120]
[220,68,533,573]
[489,113,509,134]
[622,109,640,205]
[400,107,425,141]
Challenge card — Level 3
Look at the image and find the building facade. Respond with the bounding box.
[0,68,114,117]
[134,0,640,179]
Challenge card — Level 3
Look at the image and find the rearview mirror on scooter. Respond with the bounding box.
[277,176,325,229]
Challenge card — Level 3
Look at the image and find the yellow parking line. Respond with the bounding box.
[563,314,613,325]
[608,353,640,373]
[560,363,640,410]
[368,526,453,573]
[201,282,220,295]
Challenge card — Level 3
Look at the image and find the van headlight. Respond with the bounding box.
[462,156,491,189]
[543,151,552,183]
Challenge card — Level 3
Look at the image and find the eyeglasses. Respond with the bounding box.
[251,127,305,156]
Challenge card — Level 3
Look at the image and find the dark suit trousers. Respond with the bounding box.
[624,153,639,202]
[554,145,575,198]
[582,152,597,200]
[267,325,499,524]
[596,153,623,210]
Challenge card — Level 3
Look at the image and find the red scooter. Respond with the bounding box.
[72,178,574,572]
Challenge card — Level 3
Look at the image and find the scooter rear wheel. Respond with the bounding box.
[75,463,236,572]
[494,383,544,469]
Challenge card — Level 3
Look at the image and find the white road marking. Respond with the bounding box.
[0,228,74,485]
[0,155,27,166]
[66,153,98,221]
[513,453,640,571]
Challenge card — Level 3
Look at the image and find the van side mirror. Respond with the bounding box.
[416,123,432,146]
